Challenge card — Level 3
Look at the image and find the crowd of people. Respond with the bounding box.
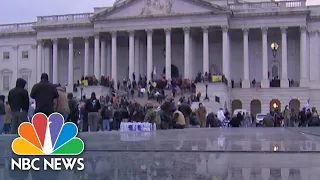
[0,73,207,133]
[261,105,320,127]
[1,71,320,134]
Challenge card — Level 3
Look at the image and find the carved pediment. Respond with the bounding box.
[92,0,229,20]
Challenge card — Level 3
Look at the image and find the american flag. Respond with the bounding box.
[305,99,310,109]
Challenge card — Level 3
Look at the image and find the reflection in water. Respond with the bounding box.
[0,153,310,180]
[1,128,320,179]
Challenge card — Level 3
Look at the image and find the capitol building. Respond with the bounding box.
[0,0,320,114]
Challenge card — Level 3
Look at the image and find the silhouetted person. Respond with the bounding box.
[8,78,29,134]
[30,73,59,116]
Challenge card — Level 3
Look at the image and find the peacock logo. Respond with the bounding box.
[11,113,84,155]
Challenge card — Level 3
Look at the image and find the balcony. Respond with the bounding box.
[229,0,307,11]
[0,22,35,35]
[35,13,94,27]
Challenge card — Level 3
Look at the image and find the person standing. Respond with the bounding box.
[283,105,291,127]
[101,103,113,131]
[217,108,225,123]
[0,95,5,134]
[85,92,101,131]
[8,78,29,134]
[67,93,78,125]
[30,73,59,116]
[53,85,70,121]
[4,102,12,133]
[197,103,207,127]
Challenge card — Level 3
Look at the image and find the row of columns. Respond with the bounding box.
[36,25,308,89]
[35,26,231,88]
[241,26,308,88]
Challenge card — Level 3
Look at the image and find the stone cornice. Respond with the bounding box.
[93,11,230,22]
[32,22,93,30]
[0,31,36,37]
[232,10,309,18]
[309,15,320,20]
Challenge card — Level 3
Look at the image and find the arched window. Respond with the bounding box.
[0,69,13,91]
[19,68,32,90]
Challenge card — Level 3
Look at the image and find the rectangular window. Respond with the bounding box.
[22,75,28,90]
[3,52,9,60]
[22,51,29,59]
[3,75,9,91]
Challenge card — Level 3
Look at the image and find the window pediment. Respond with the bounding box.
[19,68,32,75]
[0,68,13,75]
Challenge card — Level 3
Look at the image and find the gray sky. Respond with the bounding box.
[0,0,319,24]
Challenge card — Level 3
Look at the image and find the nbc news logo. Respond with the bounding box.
[11,113,85,171]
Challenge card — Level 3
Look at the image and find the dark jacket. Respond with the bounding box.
[309,114,320,127]
[263,114,275,127]
[230,117,241,127]
[206,113,220,127]
[8,78,29,112]
[0,95,5,115]
[85,93,100,113]
[30,79,59,115]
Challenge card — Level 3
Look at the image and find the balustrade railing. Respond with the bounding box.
[229,0,306,10]
[0,22,35,33]
[37,13,94,24]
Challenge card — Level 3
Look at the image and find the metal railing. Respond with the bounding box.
[229,0,306,10]
[0,22,35,33]
[37,13,94,23]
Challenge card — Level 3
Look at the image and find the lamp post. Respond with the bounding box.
[204,82,210,101]
[270,42,279,58]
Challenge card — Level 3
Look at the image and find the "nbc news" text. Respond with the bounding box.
[11,158,85,171]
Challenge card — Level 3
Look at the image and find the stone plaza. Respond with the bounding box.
[0,128,320,179]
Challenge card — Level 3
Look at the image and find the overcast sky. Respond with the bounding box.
[0,0,318,24]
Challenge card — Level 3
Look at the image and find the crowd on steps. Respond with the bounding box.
[1,71,320,134]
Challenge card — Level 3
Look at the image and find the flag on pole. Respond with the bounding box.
[153,66,156,76]
[305,99,310,109]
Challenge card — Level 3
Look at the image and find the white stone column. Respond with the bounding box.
[202,26,209,74]
[242,28,250,88]
[111,31,118,83]
[146,29,153,83]
[280,27,289,88]
[165,28,172,80]
[129,30,135,81]
[139,40,146,76]
[106,41,112,77]
[94,33,100,78]
[52,38,58,84]
[37,40,43,82]
[300,26,309,87]
[184,27,190,79]
[134,38,140,79]
[68,38,74,89]
[222,26,230,82]
[314,31,319,84]
[261,27,269,88]
[100,39,106,76]
[84,37,89,76]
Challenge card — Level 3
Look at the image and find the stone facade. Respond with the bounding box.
[0,0,320,113]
